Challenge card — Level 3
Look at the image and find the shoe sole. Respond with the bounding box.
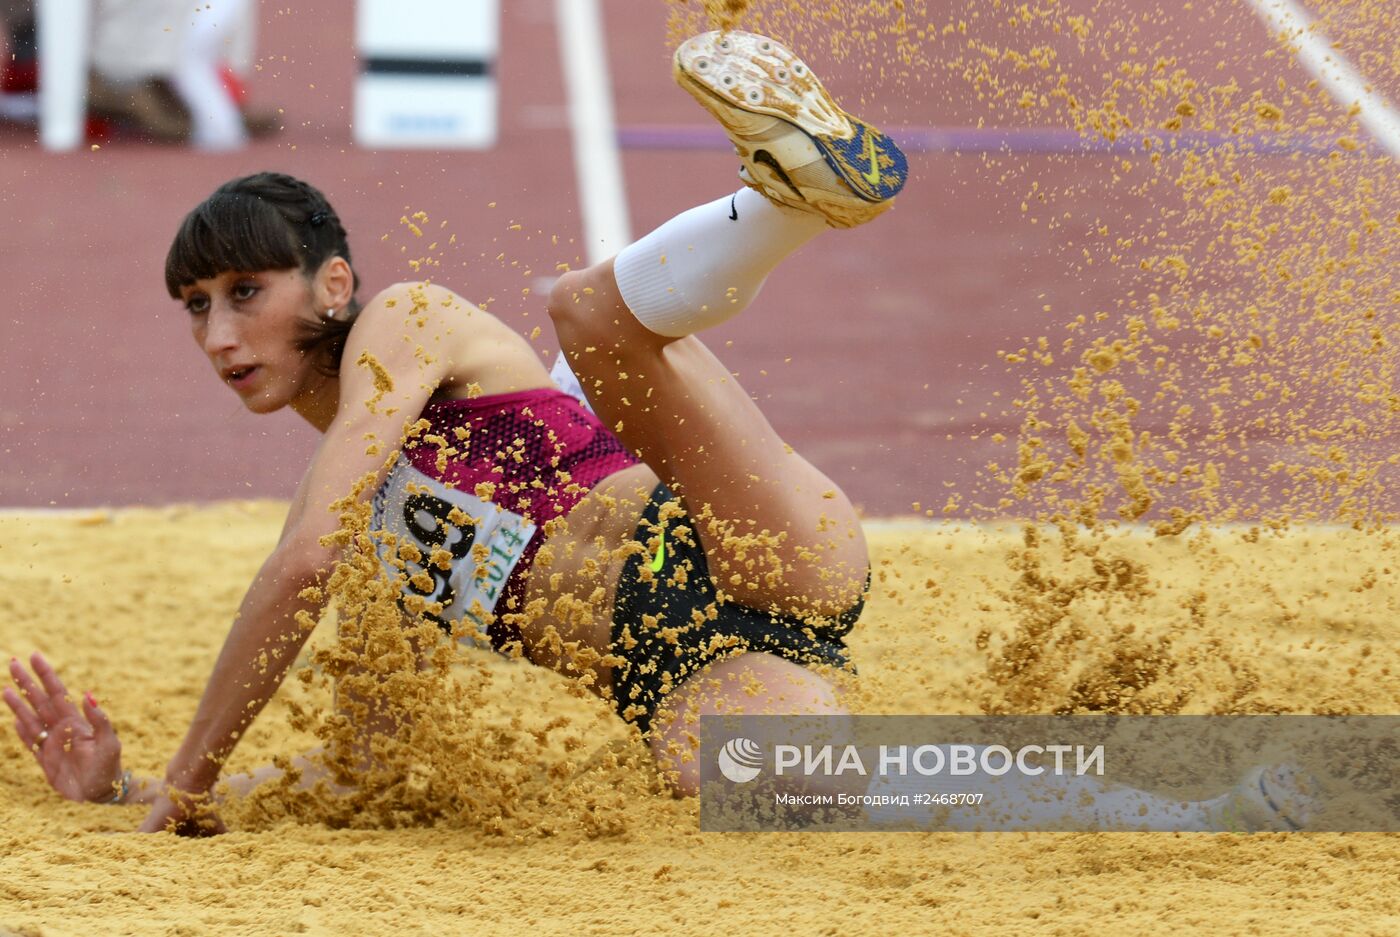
[674,31,908,212]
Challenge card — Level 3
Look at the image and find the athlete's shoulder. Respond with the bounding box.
[346,280,547,398]
[346,281,489,353]
[336,282,476,392]
[361,281,485,327]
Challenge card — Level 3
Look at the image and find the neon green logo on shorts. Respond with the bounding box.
[650,527,667,573]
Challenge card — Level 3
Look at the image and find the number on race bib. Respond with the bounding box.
[371,456,537,636]
[402,492,476,625]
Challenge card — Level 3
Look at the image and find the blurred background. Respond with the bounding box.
[0,0,1395,520]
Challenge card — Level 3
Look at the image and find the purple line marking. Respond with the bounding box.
[617,124,1376,157]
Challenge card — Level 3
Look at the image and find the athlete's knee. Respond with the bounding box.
[545,270,585,327]
[546,263,615,336]
[778,546,870,623]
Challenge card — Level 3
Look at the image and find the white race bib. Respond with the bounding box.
[370,456,537,639]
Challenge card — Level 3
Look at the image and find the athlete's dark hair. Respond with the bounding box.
[165,172,362,375]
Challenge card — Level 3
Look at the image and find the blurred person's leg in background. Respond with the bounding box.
[88,0,190,140]
[90,0,273,146]
[168,0,247,149]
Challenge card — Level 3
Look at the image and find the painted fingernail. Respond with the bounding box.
[85,692,98,707]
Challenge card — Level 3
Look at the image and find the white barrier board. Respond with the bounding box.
[355,0,499,149]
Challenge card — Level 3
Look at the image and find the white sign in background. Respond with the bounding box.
[355,0,500,149]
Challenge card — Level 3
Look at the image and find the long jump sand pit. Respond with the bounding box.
[1,503,1396,935]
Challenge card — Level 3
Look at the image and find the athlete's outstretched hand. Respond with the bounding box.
[4,652,124,804]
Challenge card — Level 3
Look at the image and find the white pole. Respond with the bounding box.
[554,0,631,264]
[37,0,92,151]
[550,0,631,403]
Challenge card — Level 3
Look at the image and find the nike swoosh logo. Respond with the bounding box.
[729,194,739,221]
[650,527,666,573]
[861,131,881,186]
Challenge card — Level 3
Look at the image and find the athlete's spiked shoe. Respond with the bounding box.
[674,30,908,229]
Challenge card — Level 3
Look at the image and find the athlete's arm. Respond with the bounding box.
[143,283,467,831]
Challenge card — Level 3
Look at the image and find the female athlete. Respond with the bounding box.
[5,30,910,831]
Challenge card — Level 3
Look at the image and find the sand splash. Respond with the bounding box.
[672,0,1399,531]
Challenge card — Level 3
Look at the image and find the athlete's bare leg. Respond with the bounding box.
[645,650,851,796]
[544,29,912,783]
[546,261,868,621]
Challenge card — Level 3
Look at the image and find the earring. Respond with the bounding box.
[324,307,338,320]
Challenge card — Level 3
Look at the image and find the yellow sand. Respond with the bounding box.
[2,504,1396,935]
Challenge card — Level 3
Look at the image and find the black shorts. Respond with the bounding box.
[609,483,867,737]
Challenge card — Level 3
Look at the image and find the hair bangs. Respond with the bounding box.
[164,192,302,297]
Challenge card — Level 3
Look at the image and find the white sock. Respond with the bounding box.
[864,745,1233,832]
[613,187,827,337]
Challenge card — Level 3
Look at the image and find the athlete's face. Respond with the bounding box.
[179,268,331,415]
